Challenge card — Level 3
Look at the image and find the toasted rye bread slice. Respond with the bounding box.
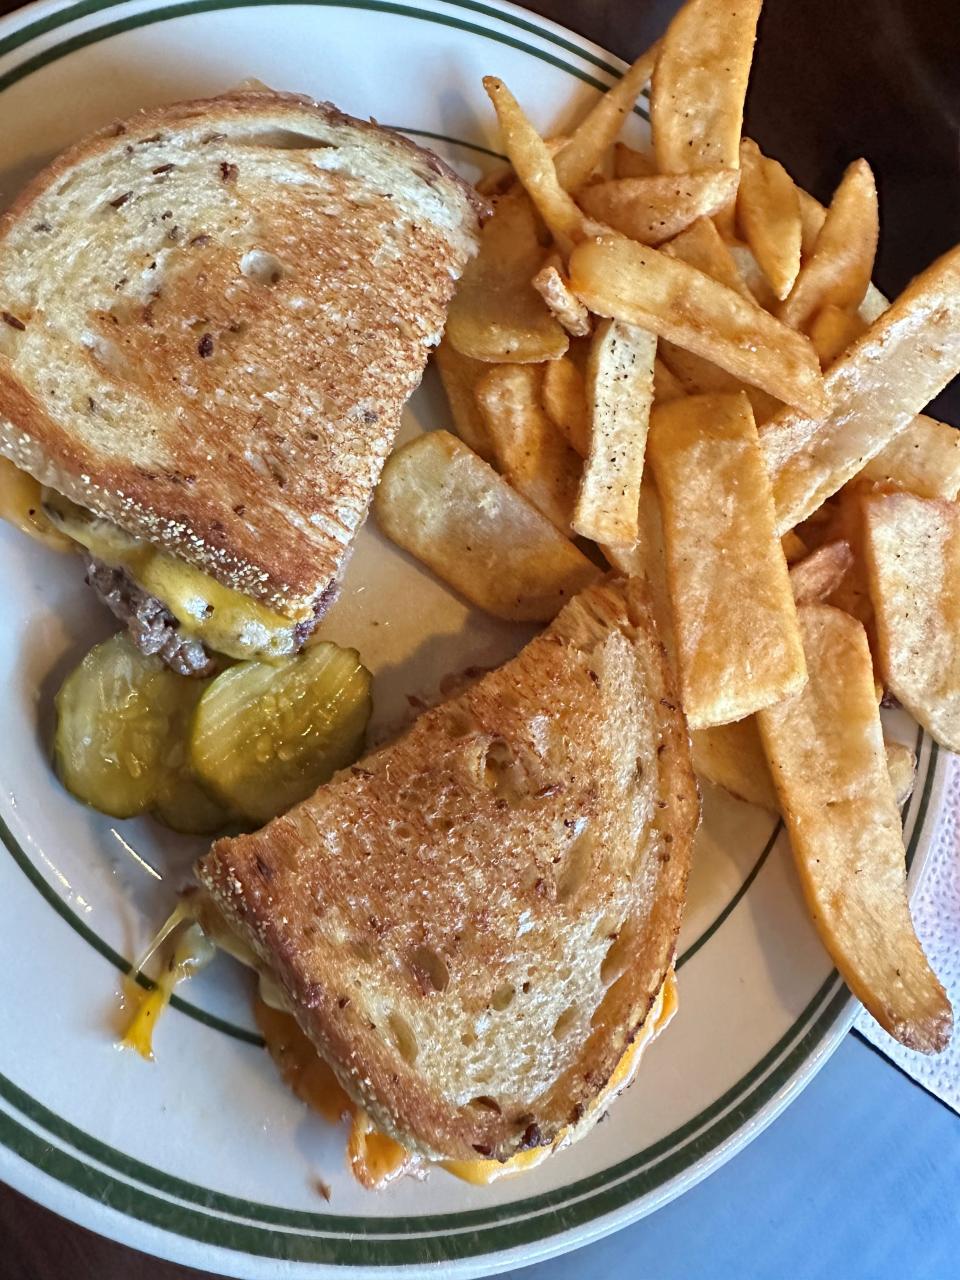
[197,578,699,1163]
[0,91,483,617]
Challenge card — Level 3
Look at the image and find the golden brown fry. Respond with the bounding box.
[728,242,779,311]
[778,160,878,330]
[758,604,952,1053]
[659,220,781,421]
[781,530,808,564]
[532,257,592,337]
[653,356,685,403]
[794,185,887,331]
[574,320,656,545]
[578,169,740,247]
[760,244,960,533]
[554,43,661,192]
[613,141,656,179]
[657,342,782,424]
[374,431,599,621]
[474,135,569,198]
[694,718,918,815]
[445,188,567,363]
[885,741,917,810]
[789,540,855,605]
[475,364,582,531]
[569,235,826,414]
[856,415,960,503]
[691,717,778,812]
[541,356,590,456]
[648,393,806,729]
[651,0,762,173]
[433,338,495,461]
[807,303,868,368]
[797,187,827,258]
[736,139,802,301]
[862,492,960,752]
[483,76,599,256]
[811,491,876,644]
[859,281,889,323]
[663,216,752,297]
[602,479,676,671]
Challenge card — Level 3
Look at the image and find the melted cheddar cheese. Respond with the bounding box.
[0,458,72,550]
[123,898,679,1191]
[441,972,678,1185]
[0,466,305,659]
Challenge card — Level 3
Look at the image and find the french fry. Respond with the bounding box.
[885,741,917,810]
[778,159,878,330]
[807,303,868,368]
[541,356,590,456]
[691,718,778,811]
[662,216,752,297]
[648,392,806,728]
[569,235,826,414]
[650,0,762,173]
[694,717,917,814]
[658,219,780,420]
[373,431,599,621]
[474,135,569,198]
[789,186,887,326]
[797,186,826,258]
[656,342,782,424]
[483,77,599,256]
[554,42,661,192]
[573,320,656,545]
[445,188,568,363]
[855,415,960,502]
[578,169,740,246]
[757,604,952,1053]
[532,257,592,337]
[759,244,960,533]
[433,338,495,461]
[475,364,582,531]
[653,356,686,404]
[862,492,960,752]
[613,142,656,179]
[789,540,854,605]
[781,530,808,564]
[809,491,876,642]
[859,281,889,324]
[602,479,676,671]
[728,242,779,311]
[736,139,802,301]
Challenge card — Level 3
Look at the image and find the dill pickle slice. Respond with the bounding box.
[54,634,200,818]
[189,643,372,825]
[154,772,234,835]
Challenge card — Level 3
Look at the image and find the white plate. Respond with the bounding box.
[0,1,946,1275]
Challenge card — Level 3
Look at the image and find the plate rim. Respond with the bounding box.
[0,0,948,1273]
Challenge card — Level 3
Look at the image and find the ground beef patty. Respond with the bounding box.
[83,555,332,676]
[83,555,217,676]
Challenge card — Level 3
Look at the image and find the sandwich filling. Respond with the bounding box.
[121,891,678,1190]
[0,461,320,671]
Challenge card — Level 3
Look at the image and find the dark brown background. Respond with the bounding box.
[2,0,958,1276]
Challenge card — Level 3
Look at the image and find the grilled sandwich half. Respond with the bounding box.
[196,578,699,1172]
[0,90,483,672]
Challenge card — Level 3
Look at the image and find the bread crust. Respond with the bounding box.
[0,91,483,616]
[197,578,699,1162]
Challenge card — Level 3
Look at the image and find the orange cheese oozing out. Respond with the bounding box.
[254,970,678,1190]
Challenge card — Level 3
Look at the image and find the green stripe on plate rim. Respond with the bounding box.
[0,0,941,1261]
[0,727,937,1256]
[0,0,649,120]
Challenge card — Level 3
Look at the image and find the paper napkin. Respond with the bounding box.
[855,752,960,1114]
